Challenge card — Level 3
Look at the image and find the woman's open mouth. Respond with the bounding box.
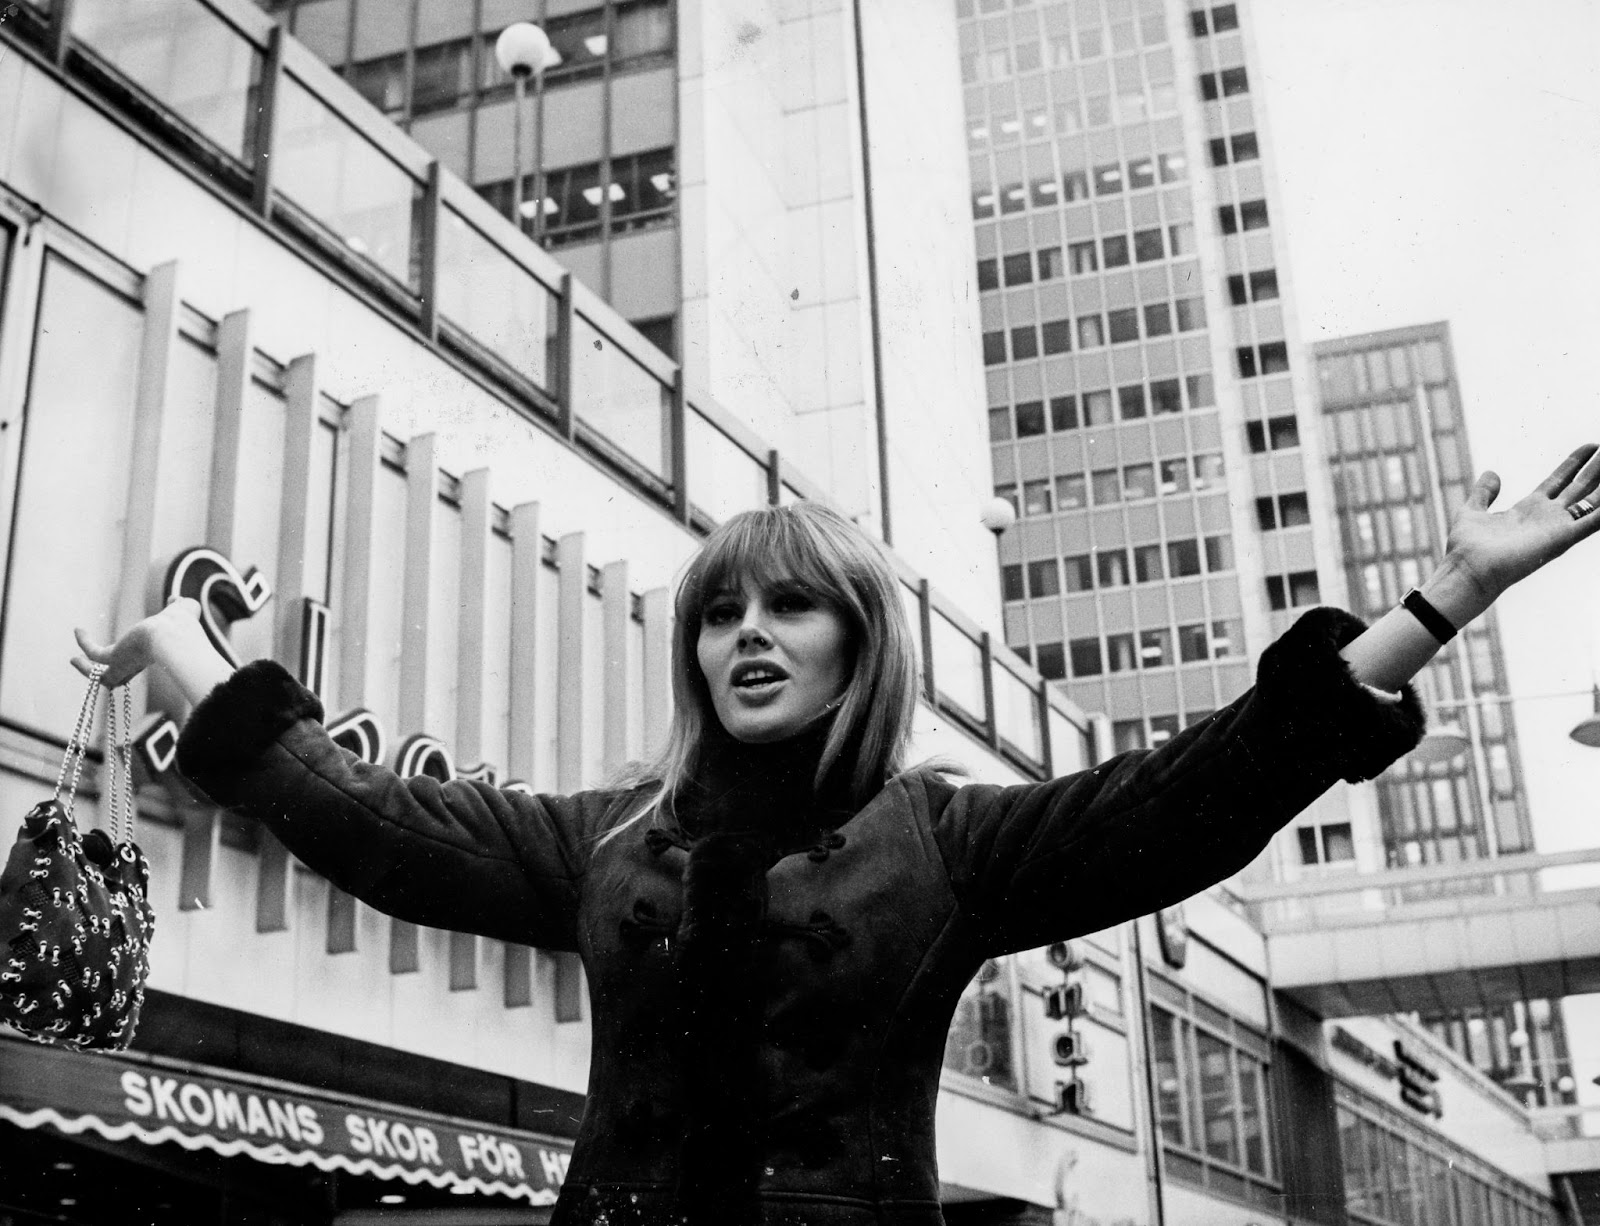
[730,662,789,699]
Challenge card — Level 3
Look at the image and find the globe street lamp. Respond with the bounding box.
[980,497,1017,605]
[494,23,553,243]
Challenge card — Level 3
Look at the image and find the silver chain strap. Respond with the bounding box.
[53,666,107,819]
[106,682,134,846]
[50,666,137,844]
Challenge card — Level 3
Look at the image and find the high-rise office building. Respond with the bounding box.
[1312,323,1573,1108]
[1312,323,1534,867]
[249,0,1002,608]
[963,0,1376,882]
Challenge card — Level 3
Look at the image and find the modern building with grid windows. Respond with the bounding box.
[1313,322,1576,1114]
[965,0,1375,885]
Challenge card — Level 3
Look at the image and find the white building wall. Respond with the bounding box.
[680,0,999,613]
[859,0,1003,621]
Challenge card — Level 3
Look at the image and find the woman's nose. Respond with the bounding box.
[737,611,771,650]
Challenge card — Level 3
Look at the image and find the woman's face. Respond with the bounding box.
[696,575,851,743]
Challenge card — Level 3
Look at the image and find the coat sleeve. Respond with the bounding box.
[175,659,606,951]
[928,607,1425,956]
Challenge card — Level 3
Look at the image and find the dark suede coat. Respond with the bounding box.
[176,607,1424,1226]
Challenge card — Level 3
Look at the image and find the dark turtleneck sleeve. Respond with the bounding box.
[926,606,1425,956]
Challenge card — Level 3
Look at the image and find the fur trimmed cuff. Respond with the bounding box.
[1256,607,1426,783]
[176,659,324,788]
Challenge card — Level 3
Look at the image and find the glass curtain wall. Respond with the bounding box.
[255,0,678,353]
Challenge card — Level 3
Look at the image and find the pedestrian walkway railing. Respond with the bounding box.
[1237,847,1600,932]
[0,0,1097,784]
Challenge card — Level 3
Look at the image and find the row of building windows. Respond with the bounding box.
[1326,397,1468,477]
[983,297,1207,365]
[1113,709,1216,752]
[1188,4,1241,38]
[1349,505,1433,558]
[1004,535,1236,603]
[1208,131,1260,167]
[478,148,676,246]
[1336,1100,1554,1226]
[1227,268,1278,305]
[967,80,1181,135]
[977,223,1198,290]
[1255,492,1311,530]
[1198,66,1249,101]
[1236,341,1290,378]
[1298,821,1356,865]
[997,452,1227,520]
[1266,570,1321,611]
[988,374,1217,442]
[1317,340,1450,405]
[972,151,1187,217]
[1020,616,1243,683]
[1245,415,1299,452]
[294,1,673,123]
[1332,452,1435,509]
[1218,198,1270,233]
[959,6,1172,83]
[1150,994,1271,1178]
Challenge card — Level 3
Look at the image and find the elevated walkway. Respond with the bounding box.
[1238,848,1600,1018]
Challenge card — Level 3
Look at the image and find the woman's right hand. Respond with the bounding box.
[72,597,204,688]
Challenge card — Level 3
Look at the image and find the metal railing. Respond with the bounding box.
[1238,847,1600,932]
[0,0,1096,782]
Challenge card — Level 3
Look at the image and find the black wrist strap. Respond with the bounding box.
[1400,588,1457,644]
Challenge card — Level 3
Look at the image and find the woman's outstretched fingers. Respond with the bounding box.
[1558,445,1600,507]
[1538,444,1600,499]
[1466,471,1501,511]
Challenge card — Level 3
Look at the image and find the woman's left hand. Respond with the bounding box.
[1446,444,1600,605]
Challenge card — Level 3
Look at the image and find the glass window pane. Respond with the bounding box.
[437,209,558,391]
[932,612,987,719]
[1237,1053,1268,1175]
[686,413,767,523]
[572,317,671,479]
[411,37,475,115]
[995,664,1043,759]
[1150,1009,1188,1146]
[1,259,144,737]
[943,964,1017,1090]
[1196,1030,1239,1165]
[615,0,673,60]
[72,0,262,160]
[275,75,419,287]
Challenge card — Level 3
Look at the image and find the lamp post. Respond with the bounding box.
[981,496,1018,609]
[494,23,552,243]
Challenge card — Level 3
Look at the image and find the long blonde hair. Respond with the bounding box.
[603,503,919,839]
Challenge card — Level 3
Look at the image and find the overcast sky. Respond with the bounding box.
[1250,0,1600,1104]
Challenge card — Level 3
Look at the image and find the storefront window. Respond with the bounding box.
[1150,1008,1191,1146]
[942,960,1017,1091]
[1336,1089,1555,1226]
[1,258,144,739]
[1148,984,1276,1186]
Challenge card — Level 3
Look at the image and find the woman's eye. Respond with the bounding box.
[773,593,814,614]
[705,604,740,625]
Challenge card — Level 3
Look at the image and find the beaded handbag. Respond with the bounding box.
[0,667,155,1049]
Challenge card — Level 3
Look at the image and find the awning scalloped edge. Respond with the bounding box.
[0,1104,559,1204]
